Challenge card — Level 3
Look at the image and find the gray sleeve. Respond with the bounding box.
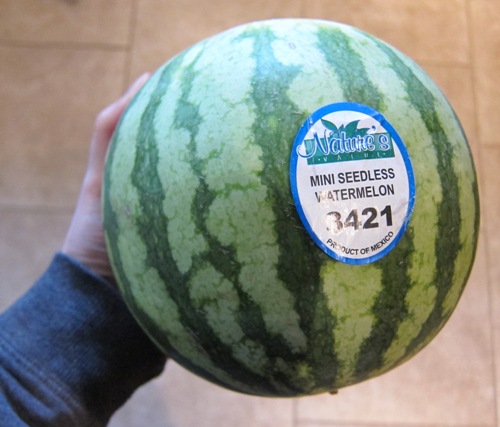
[0,253,166,426]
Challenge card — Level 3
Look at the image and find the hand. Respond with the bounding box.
[62,73,151,284]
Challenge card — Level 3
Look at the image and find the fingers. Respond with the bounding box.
[62,72,152,281]
[88,72,151,177]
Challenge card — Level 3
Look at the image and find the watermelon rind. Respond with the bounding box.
[103,18,480,397]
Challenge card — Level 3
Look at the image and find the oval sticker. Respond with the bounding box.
[290,103,416,265]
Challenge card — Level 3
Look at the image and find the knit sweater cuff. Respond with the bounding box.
[0,253,166,426]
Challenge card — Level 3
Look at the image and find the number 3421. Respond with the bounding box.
[325,205,393,234]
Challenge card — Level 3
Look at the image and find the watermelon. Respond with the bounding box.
[103,19,479,397]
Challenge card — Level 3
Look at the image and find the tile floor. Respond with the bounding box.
[0,1,498,426]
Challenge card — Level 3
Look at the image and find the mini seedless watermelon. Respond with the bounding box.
[103,19,479,396]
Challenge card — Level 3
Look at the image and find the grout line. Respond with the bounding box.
[0,39,128,52]
[299,0,308,18]
[296,418,493,427]
[480,141,500,149]
[123,0,140,87]
[469,0,499,423]
[464,0,483,147]
[292,398,298,427]
[478,148,500,427]
[466,1,499,424]
[417,61,473,70]
[0,203,75,214]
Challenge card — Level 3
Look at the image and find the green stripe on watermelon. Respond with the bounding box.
[103,19,480,396]
[312,25,417,384]
[133,53,295,395]
[173,38,307,393]
[373,40,463,359]
[106,54,278,395]
[242,25,340,392]
[342,29,444,371]
[316,27,383,109]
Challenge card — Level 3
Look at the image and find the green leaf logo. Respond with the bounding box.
[297,118,395,164]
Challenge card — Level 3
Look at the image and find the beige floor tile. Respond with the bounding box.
[470,0,500,145]
[474,67,500,146]
[1,2,498,426]
[111,362,294,427]
[492,327,500,425]
[0,46,126,207]
[296,236,495,426]
[129,0,302,79]
[485,182,500,426]
[303,0,469,66]
[0,207,71,310]
[0,0,133,46]
[470,0,500,69]
[297,423,387,427]
[481,147,500,325]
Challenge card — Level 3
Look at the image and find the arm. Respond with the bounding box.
[0,74,167,427]
[0,253,166,427]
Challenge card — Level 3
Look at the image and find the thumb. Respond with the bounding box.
[88,72,151,177]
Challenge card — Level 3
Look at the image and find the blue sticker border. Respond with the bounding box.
[290,102,416,265]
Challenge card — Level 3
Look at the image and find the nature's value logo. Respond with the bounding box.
[296,118,395,165]
[290,102,415,265]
